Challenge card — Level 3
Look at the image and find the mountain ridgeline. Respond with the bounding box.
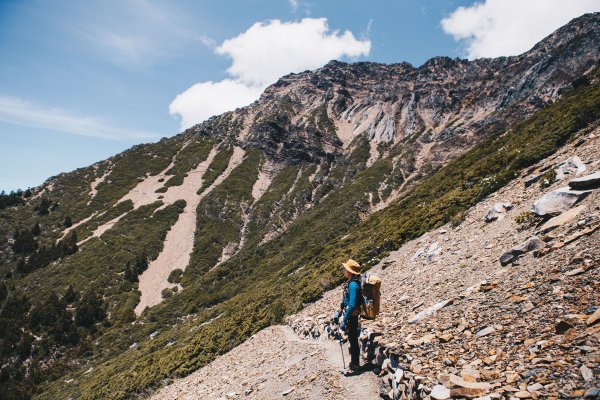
[0,13,599,400]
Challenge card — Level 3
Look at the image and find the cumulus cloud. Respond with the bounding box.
[169,18,371,130]
[442,0,600,59]
[0,96,158,140]
[217,18,370,86]
[169,80,263,130]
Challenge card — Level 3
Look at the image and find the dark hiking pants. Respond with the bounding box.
[347,316,360,366]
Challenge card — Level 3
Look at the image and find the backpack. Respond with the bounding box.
[360,273,381,320]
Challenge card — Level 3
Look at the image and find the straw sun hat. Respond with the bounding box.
[342,259,361,275]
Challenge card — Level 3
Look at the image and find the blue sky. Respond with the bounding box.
[1,0,598,192]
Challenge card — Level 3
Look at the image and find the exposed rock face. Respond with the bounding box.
[169,13,600,250]
[189,13,600,169]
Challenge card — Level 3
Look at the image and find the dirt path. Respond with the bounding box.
[147,325,381,400]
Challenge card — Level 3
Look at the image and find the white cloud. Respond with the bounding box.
[441,0,600,59]
[0,96,158,140]
[170,18,371,129]
[169,80,263,130]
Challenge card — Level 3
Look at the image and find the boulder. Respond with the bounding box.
[485,202,512,222]
[555,156,586,180]
[555,320,574,334]
[499,237,545,266]
[532,187,590,217]
[585,388,600,398]
[569,171,600,190]
[424,242,442,264]
[539,205,586,232]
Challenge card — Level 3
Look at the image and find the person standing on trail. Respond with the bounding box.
[334,259,362,373]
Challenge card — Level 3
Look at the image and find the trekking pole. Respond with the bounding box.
[337,331,346,369]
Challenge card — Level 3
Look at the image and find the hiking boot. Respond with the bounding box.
[343,362,361,376]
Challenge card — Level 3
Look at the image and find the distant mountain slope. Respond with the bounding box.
[0,13,598,400]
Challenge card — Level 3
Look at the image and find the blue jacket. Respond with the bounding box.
[341,279,361,322]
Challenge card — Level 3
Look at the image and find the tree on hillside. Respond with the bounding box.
[29,291,80,346]
[0,281,7,302]
[12,228,37,254]
[0,190,24,210]
[59,232,78,257]
[124,262,137,283]
[62,284,78,304]
[34,198,51,215]
[75,290,106,329]
[124,255,149,283]
[30,221,41,236]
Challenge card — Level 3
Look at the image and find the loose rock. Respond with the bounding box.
[532,187,591,216]
[485,202,513,223]
[430,384,451,399]
[569,171,600,190]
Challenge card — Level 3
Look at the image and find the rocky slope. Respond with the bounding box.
[288,126,600,399]
[158,124,600,400]
[0,13,599,400]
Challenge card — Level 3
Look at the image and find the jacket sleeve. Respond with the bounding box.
[343,281,360,322]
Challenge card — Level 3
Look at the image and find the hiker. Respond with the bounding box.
[334,259,362,373]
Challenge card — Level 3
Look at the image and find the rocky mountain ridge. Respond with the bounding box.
[192,12,599,159]
[0,13,599,400]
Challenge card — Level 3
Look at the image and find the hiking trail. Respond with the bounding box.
[148,325,381,400]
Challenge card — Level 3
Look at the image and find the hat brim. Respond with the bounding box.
[342,263,361,275]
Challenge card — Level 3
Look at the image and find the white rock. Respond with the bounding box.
[408,299,453,324]
[532,187,590,216]
[476,326,495,337]
[555,156,586,180]
[580,364,594,381]
[485,202,512,222]
[430,384,451,399]
[527,382,543,392]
